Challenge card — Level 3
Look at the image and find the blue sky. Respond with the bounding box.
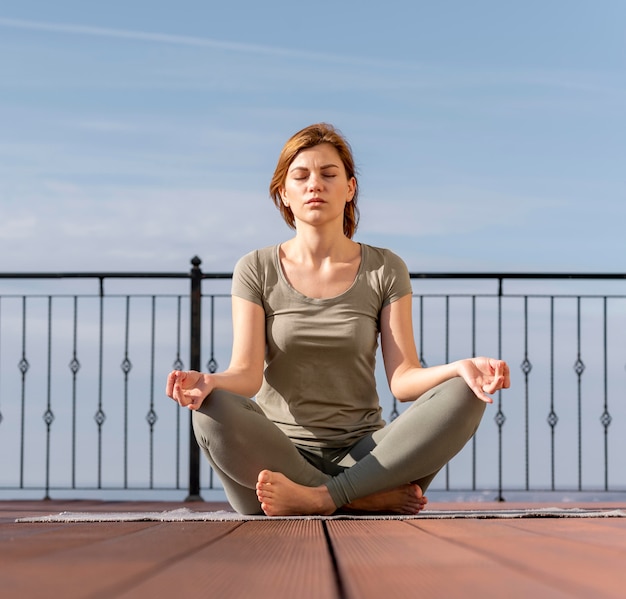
[1,1,625,275]
[1,2,625,499]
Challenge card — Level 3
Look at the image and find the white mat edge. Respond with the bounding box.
[16,506,626,522]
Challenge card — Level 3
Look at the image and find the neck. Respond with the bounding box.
[285,227,355,265]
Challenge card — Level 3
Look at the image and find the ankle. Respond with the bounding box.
[315,485,338,515]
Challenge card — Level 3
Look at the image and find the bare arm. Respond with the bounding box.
[166,296,266,409]
[381,294,510,403]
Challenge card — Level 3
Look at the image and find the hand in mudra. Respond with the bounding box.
[165,370,211,410]
[457,357,510,403]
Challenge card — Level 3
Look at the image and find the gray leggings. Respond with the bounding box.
[192,377,485,514]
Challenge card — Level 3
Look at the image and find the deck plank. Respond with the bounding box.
[409,519,626,598]
[327,519,574,598]
[112,520,338,599]
[2,501,626,598]
[1,521,241,599]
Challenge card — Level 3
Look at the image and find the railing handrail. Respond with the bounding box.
[2,271,625,279]
[408,272,626,280]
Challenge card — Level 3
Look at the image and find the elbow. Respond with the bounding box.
[249,375,263,398]
[388,369,419,403]
[240,371,263,398]
[246,367,265,397]
[389,381,416,403]
[393,391,417,403]
[388,364,424,402]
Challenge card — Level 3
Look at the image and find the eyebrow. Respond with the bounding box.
[289,163,341,172]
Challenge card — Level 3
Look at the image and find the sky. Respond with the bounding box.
[1,1,625,498]
[1,0,625,276]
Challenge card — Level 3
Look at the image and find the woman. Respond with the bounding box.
[166,123,510,516]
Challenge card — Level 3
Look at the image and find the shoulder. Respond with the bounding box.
[360,244,412,304]
[232,245,279,303]
[233,245,277,275]
[361,244,409,273]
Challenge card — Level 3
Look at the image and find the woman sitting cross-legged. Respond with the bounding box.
[166,123,510,516]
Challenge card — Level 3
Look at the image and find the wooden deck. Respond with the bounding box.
[2,500,626,598]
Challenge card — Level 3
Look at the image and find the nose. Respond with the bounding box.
[308,173,322,192]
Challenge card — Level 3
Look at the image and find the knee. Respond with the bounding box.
[448,377,481,401]
[191,389,235,445]
[192,389,261,447]
[442,378,486,423]
[195,389,252,422]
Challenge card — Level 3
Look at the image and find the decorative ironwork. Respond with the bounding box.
[547,410,559,428]
[120,357,132,375]
[18,357,29,375]
[69,357,81,375]
[146,409,158,427]
[573,358,585,376]
[94,409,106,426]
[43,409,55,426]
[70,297,80,490]
[1,265,625,500]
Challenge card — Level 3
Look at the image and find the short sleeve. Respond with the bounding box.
[381,249,413,307]
[231,250,264,306]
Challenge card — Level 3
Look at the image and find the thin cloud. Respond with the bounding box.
[1,17,614,99]
[0,16,398,68]
[0,182,285,271]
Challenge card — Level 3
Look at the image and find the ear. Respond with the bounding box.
[346,177,356,202]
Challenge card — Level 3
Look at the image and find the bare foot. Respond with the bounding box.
[256,470,337,516]
[345,483,427,515]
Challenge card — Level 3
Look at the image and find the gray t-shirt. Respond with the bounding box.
[231,243,413,448]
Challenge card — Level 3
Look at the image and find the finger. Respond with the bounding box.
[502,362,511,388]
[172,379,183,404]
[491,360,510,391]
[493,360,511,389]
[494,361,503,378]
[185,391,200,410]
[177,381,203,409]
[165,371,178,398]
[486,372,507,393]
[173,377,190,407]
[485,363,500,393]
[471,384,493,404]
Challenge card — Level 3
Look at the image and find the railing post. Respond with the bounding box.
[186,256,203,501]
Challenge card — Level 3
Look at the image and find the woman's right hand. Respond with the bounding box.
[166,370,213,410]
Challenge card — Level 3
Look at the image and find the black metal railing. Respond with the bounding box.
[1,259,624,501]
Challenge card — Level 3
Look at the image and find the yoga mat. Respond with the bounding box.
[16,506,626,522]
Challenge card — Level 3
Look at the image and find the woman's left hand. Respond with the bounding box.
[456,357,510,403]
